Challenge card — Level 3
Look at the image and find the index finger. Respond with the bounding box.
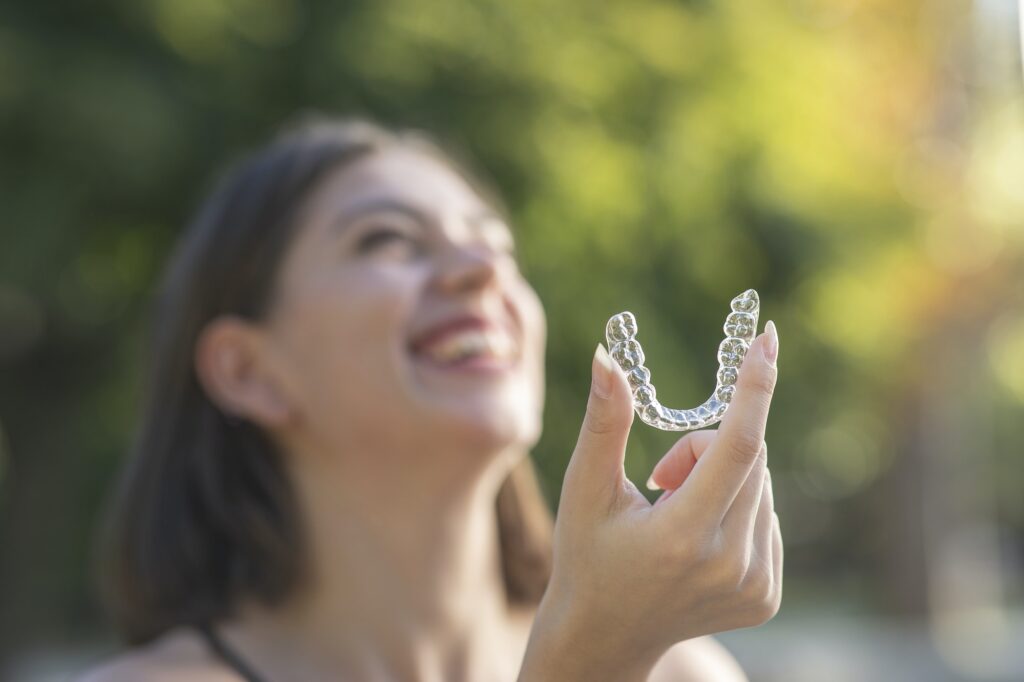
[667,321,778,522]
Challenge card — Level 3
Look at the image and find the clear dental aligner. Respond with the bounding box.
[605,289,760,431]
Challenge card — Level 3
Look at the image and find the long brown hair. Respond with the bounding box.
[99,116,552,645]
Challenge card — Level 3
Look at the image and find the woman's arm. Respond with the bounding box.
[520,327,781,681]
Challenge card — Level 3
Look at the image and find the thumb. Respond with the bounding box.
[562,343,635,503]
[646,430,717,491]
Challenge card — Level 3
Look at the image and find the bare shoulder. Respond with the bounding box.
[648,636,748,682]
[76,628,234,682]
[507,608,746,681]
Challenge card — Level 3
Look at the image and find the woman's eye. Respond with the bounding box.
[355,228,417,254]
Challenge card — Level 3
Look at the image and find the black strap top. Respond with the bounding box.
[197,623,269,682]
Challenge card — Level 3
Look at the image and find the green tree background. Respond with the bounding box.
[2,0,1023,677]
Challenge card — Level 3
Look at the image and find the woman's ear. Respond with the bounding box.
[194,315,295,428]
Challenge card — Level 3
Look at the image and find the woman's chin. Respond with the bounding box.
[429,403,539,453]
[408,367,537,439]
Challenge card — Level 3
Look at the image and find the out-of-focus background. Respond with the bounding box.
[1,0,1022,680]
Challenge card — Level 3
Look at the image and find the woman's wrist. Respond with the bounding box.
[519,587,665,682]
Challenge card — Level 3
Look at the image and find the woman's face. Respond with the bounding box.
[260,146,546,469]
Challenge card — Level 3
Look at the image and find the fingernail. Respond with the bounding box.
[763,320,778,366]
[646,475,662,491]
[592,343,614,399]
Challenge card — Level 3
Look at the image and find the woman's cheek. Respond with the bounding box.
[286,289,405,416]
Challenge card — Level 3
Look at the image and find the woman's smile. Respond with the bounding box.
[408,313,521,375]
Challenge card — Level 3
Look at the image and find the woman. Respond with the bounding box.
[82,117,781,681]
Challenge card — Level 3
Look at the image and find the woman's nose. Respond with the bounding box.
[432,240,501,294]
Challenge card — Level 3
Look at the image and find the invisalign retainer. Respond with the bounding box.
[604,289,760,431]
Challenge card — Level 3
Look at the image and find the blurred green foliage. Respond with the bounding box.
[1,0,1023,661]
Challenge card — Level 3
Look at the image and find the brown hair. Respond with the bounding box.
[99,116,553,645]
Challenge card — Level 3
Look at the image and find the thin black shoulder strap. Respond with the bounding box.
[197,622,270,682]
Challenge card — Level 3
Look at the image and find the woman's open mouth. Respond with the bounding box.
[408,316,519,372]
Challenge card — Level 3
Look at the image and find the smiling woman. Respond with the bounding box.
[89,117,552,670]
[81,115,767,682]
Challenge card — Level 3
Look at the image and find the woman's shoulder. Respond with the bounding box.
[79,616,744,682]
[510,607,746,682]
[649,636,749,682]
[76,628,234,682]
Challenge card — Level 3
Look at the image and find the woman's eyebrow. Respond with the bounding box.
[332,197,429,234]
[331,197,510,236]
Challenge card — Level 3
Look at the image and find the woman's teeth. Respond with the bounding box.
[417,329,514,365]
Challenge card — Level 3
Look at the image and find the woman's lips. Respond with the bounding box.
[408,317,519,372]
[414,352,517,373]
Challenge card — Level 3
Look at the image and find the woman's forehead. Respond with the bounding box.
[316,146,490,215]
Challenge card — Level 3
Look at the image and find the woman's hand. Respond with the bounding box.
[520,324,781,682]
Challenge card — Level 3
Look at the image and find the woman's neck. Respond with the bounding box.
[221,444,525,681]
